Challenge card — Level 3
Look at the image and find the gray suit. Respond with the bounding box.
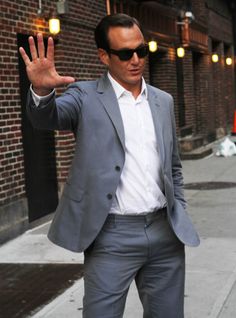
[27,73,200,252]
[28,73,200,317]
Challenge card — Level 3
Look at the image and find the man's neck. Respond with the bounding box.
[108,72,143,99]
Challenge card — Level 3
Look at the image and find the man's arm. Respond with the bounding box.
[26,84,83,132]
[169,96,186,209]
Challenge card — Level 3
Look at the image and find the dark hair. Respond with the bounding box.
[94,13,142,51]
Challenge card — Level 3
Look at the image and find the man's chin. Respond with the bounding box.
[127,76,142,85]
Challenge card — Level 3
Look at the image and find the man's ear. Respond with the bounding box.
[98,48,109,66]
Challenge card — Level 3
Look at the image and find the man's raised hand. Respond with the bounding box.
[19,33,75,96]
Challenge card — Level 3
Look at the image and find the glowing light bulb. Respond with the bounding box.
[212,53,219,63]
[177,47,185,58]
[148,41,158,53]
[226,57,232,65]
[49,18,60,35]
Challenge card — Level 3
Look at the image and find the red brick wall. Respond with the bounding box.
[149,48,179,129]
[191,0,208,25]
[192,52,214,138]
[182,49,195,131]
[211,43,226,135]
[223,46,235,130]
[0,0,36,205]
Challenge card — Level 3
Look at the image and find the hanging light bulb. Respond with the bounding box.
[177,47,185,58]
[49,17,60,35]
[148,40,158,53]
[212,53,219,63]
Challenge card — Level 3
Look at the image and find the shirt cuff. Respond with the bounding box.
[30,85,55,107]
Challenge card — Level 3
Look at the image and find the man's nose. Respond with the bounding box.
[130,52,139,63]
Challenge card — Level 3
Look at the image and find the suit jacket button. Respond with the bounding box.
[107,193,113,200]
[115,166,120,171]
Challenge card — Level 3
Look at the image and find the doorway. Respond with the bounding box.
[17,33,58,222]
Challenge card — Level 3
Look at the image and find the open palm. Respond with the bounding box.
[19,33,75,96]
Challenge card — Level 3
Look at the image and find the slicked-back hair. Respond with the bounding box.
[94,13,143,52]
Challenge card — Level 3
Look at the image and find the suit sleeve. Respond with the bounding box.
[26,85,84,133]
[169,96,186,209]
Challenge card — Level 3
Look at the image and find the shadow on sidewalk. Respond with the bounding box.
[0,263,84,318]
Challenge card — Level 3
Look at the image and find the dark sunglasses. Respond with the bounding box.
[108,44,149,61]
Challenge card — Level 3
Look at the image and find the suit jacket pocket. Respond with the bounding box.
[174,198,186,215]
[63,182,84,202]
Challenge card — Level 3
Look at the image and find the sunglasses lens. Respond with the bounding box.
[109,45,149,61]
[118,50,134,61]
[136,46,149,58]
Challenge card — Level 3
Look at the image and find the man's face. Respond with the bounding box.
[99,24,147,93]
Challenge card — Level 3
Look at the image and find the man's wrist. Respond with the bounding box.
[30,85,55,107]
[32,86,53,96]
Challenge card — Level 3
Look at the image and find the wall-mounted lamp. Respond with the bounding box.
[49,16,60,35]
[37,0,68,35]
[212,53,219,63]
[226,57,233,65]
[177,47,185,58]
[176,11,194,53]
[177,11,195,27]
[148,40,158,53]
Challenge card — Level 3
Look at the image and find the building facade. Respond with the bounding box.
[0,0,235,243]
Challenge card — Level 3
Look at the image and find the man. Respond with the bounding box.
[19,13,200,318]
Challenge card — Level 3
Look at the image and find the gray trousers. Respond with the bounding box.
[83,209,185,318]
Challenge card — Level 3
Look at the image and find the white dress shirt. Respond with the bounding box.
[30,85,55,106]
[108,73,166,215]
[30,75,167,215]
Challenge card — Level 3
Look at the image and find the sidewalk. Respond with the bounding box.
[0,144,236,317]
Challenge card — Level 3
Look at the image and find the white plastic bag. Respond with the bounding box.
[215,137,236,157]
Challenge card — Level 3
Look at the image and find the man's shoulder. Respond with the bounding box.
[68,79,98,92]
[147,83,173,101]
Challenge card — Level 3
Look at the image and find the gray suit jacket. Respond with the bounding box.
[27,73,200,252]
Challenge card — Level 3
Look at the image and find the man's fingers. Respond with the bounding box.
[20,34,74,89]
[19,47,31,66]
[28,36,38,60]
[37,33,45,59]
[47,37,54,61]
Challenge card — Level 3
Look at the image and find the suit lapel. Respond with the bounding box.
[97,74,126,152]
[96,75,165,166]
[147,86,165,168]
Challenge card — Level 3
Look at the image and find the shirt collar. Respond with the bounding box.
[107,72,148,99]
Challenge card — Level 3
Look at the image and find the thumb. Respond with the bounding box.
[60,76,75,84]
[55,76,75,87]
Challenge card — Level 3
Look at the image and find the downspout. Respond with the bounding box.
[106,0,111,15]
